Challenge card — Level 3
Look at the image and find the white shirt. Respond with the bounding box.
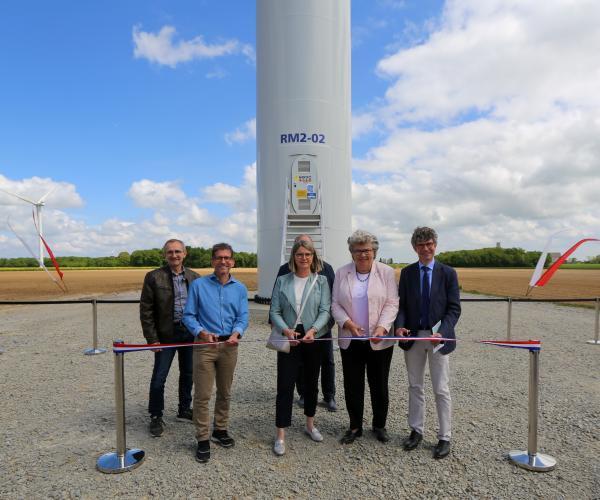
[352,271,370,335]
[293,275,309,319]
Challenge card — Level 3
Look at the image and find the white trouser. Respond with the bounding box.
[404,332,451,440]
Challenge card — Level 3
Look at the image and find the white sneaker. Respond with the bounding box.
[273,439,285,456]
[304,426,323,442]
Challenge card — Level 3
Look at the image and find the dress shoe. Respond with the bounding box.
[402,430,423,451]
[340,428,362,444]
[372,427,390,443]
[433,439,451,459]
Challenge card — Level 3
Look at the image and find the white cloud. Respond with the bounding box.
[0,170,257,258]
[128,179,188,209]
[0,175,83,208]
[352,113,377,139]
[350,0,600,261]
[132,25,254,68]
[375,0,600,123]
[201,163,257,212]
[128,179,216,227]
[225,118,256,145]
[177,205,214,226]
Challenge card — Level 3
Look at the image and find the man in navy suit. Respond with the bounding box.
[395,227,461,459]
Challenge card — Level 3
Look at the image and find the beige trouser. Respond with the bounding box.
[193,341,238,441]
[404,333,452,441]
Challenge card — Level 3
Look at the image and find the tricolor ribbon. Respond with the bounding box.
[113,341,207,353]
[479,339,541,351]
[113,337,541,353]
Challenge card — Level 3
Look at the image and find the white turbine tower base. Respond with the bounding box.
[0,187,55,267]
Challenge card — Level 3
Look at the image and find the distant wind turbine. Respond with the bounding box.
[0,187,55,267]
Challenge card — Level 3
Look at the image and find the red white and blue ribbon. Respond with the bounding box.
[113,341,212,353]
[113,337,541,353]
[479,339,541,351]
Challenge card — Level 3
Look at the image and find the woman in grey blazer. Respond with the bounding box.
[269,240,331,456]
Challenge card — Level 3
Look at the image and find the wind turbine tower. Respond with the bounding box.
[255,0,352,300]
[1,187,54,267]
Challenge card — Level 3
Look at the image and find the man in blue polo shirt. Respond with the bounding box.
[183,242,249,463]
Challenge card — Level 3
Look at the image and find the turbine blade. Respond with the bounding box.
[0,187,36,205]
[37,186,56,203]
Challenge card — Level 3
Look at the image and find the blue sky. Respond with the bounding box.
[1,0,600,262]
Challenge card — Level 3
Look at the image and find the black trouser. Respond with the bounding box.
[295,330,335,401]
[340,340,394,430]
[276,340,321,428]
[148,323,194,417]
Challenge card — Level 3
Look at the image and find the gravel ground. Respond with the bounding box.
[0,293,599,499]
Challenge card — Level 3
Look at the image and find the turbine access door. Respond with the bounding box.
[284,156,323,261]
[291,158,318,214]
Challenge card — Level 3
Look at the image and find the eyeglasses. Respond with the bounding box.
[295,253,313,259]
[351,248,373,256]
[415,241,436,249]
[212,256,232,261]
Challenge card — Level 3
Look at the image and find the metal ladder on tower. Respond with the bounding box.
[281,179,325,264]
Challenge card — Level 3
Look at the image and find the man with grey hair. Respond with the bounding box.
[274,234,337,411]
[140,239,200,437]
[395,227,461,459]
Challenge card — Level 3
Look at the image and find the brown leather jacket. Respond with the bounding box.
[140,266,200,344]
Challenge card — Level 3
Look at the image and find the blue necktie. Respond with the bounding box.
[420,266,430,329]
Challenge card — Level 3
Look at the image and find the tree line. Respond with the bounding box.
[2,246,598,269]
[0,247,258,268]
[436,247,548,267]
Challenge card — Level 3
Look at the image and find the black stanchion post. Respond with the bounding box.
[97,340,145,473]
[508,349,557,472]
[587,297,600,346]
[84,299,107,355]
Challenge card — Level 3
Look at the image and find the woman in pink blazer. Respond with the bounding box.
[331,230,399,444]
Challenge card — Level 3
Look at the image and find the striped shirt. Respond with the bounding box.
[172,269,188,322]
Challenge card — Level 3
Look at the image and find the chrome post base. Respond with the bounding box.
[84,347,107,355]
[97,449,145,473]
[586,339,600,345]
[509,450,557,472]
